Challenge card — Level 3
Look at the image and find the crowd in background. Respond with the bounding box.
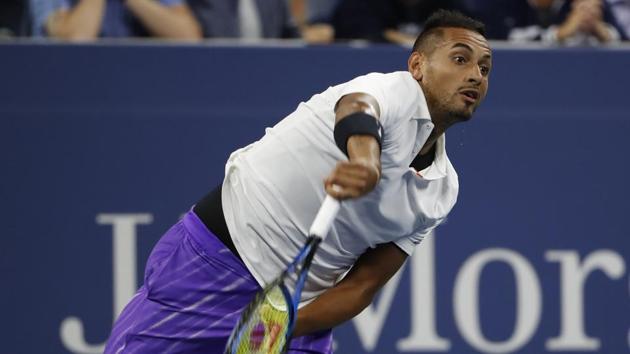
[0,0,628,45]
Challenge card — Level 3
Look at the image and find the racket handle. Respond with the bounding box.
[309,194,340,239]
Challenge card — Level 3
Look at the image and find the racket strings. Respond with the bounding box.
[227,237,322,354]
[231,285,291,354]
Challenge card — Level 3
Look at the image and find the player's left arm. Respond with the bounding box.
[125,0,202,39]
[293,242,407,337]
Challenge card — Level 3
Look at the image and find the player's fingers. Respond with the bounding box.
[336,160,378,174]
[324,178,361,199]
[331,163,367,180]
[334,169,372,185]
[325,186,361,200]
[325,160,380,199]
[334,162,380,185]
[330,161,364,176]
[324,179,343,199]
[324,178,346,198]
[325,179,366,199]
[328,172,369,190]
[334,167,371,180]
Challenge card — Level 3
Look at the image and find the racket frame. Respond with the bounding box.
[225,195,340,354]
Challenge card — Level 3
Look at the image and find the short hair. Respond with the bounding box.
[412,10,486,54]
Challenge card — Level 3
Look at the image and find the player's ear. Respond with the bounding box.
[408,51,424,82]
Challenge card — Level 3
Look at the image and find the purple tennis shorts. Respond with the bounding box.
[104,210,333,354]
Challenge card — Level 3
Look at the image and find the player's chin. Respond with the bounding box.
[451,107,474,122]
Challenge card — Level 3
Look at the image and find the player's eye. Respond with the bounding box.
[480,65,490,76]
[453,56,466,64]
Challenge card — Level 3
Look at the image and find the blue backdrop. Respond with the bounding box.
[1,42,629,354]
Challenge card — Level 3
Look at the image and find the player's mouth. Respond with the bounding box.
[459,89,479,104]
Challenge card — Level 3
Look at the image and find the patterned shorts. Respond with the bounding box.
[104,211,333,354]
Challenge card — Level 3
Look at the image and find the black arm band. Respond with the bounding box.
[333,112,384,157]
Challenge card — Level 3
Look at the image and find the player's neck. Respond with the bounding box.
[419,130,440,155]
[419,116,448,155]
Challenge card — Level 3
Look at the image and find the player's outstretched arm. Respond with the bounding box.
[325,93,382,200]
[293,242,407,337]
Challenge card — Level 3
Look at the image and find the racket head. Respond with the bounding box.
[226,280,295,354]
[225,236,321,354]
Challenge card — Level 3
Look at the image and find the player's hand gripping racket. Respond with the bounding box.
[224,194,340,354]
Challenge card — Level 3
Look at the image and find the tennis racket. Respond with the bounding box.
[224,194,341,354]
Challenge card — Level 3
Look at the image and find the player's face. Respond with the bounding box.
[415,28,492,122]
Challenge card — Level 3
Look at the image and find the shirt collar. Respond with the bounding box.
[412,78,431,120]
[409,77,448,180]
[416,132,449,181]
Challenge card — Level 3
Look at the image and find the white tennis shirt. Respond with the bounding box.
[222,71,459,304]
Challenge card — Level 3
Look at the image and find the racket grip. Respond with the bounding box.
[309,195,341,239]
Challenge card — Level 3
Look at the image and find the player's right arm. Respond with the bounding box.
[325,93,382,200]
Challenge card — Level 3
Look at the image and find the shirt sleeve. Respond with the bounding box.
[394,215,446,255]
[337,72,421,141]
[336,72,423,160]
[29,0,69,36]
[394,230,427,255]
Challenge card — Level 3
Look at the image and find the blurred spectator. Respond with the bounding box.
[0,0,29,37]
[186,0,333,43]
[331,0,460,45]
[463,0,625,44]
[607,0,630,37]
[30,0,202,40]
[288,0,335,43]
[303,0,340,24]
[186,0,294,39]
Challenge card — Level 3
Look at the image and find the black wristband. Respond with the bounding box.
[333,112,383,157]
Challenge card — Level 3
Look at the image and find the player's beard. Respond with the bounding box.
[425,89,474,125]
[446,92,477,122]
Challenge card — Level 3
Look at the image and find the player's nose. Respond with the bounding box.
[467,70,482,85]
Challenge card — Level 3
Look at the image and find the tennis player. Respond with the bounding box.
[105,9,492,354]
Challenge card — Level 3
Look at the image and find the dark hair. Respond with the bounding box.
[412,9,486,53]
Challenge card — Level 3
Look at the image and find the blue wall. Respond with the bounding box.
[1,42,629,353]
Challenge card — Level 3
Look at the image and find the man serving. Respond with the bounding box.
[105,9,492,354]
